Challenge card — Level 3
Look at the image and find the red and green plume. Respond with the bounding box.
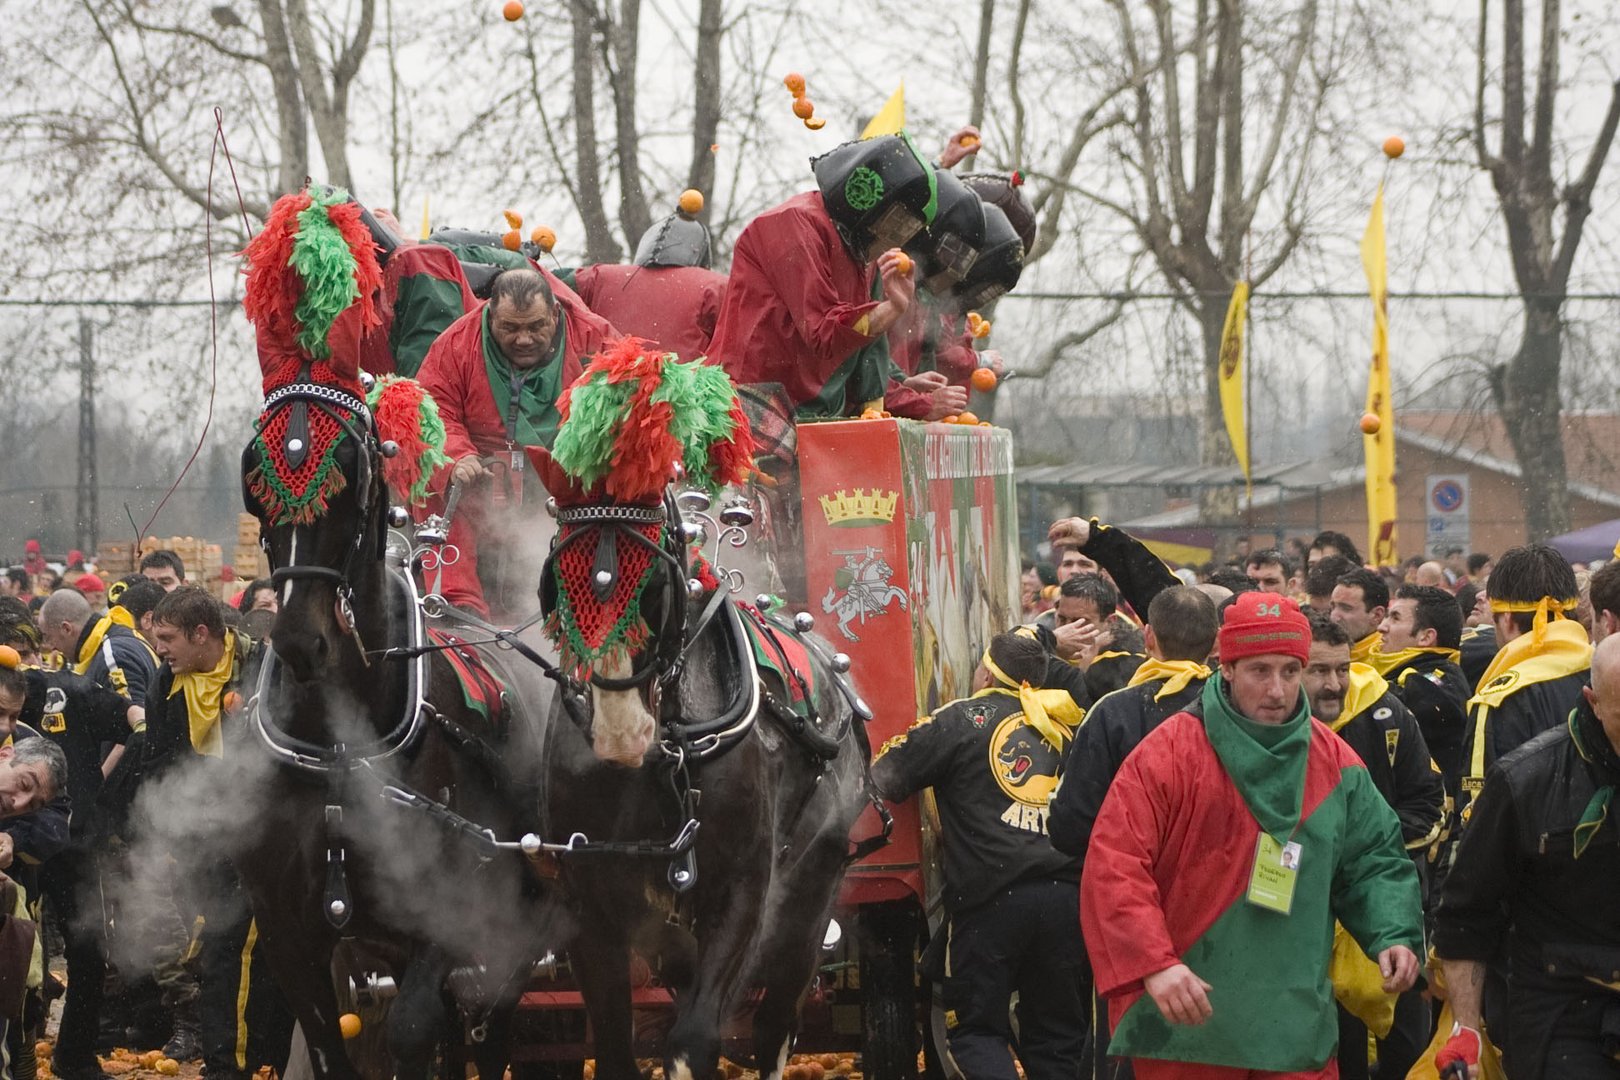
[241,184,383,393]
[368,376,452,506]
[550,338,754,503]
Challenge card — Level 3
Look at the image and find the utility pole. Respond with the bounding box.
[75,317,97,554]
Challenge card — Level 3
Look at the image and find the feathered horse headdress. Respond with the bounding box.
[240,184,386,524]
[530,338,755,672]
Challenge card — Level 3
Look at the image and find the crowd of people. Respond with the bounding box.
[876,521,1618,1080]
[0,546,284,1080]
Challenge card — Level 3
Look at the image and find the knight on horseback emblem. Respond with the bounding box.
[822,546,909,641]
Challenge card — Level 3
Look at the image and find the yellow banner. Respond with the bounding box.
[1361,185,1397,565]
[861,82,906,139]
[1217,281,1250,486]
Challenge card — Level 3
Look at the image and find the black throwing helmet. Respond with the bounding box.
[633,210,712,269]
[813,133,938,261]
[906,170,987,295]
[953,202,1024,310]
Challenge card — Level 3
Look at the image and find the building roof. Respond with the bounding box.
[1401,410,1620,498]
[1111,423,1620,529]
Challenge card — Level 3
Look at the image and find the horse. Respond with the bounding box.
[236,371,563,1079]
[527,439,881,1080]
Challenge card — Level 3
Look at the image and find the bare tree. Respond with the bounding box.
[284,0,376,191]
[1078,0,1326,470]
[1475,0,1620,538]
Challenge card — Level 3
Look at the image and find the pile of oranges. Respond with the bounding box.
[940,412,988,427]
[782,73,826,131]
[39,1045,183,1077]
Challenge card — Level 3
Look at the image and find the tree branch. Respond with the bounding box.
[1475,0,1501,171]
[1019,302,1128,379]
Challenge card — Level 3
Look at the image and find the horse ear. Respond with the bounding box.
[527,446,585,503]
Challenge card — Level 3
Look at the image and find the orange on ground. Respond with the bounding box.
[501,230,521,251]
[530,225,557,252]
[792,97,815,120]
[1382,135,1405,159]
[804,117,826,130]
[502,0,524,20]
[1359,412,1382,435]
[502,208,523,230]
[805,1063,825,1080]
[783,72,806,95]
[955,410,979,425]
[339,1012,363,1039]
[155,1059,180,1076]
[678,189,704,215]
[35,1042,51,1060]
[971,367,998,392]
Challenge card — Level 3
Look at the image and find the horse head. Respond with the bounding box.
[528,338,756,767]
[531,448,685,767]
[242,374,449,686]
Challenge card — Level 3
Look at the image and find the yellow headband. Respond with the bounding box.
[1488,596,1577,613]
[980,645,1081,752]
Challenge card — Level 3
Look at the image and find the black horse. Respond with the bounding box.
[237,375,562,1079]
[530,450,879,1080]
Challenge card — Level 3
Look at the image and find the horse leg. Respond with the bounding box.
[571,926,639,1080]
[386,945,453,1080]
[249,919,357,1080]
[750,844,851,1080]
[665,886,761,1080]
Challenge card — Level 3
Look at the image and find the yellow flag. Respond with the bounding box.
[1361,184,1397,565]
[861,82,906,139]
[420,196,431,241]
[1217,281,1251,488]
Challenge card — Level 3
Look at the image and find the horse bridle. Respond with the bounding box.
[243,378,387,618]
[539,491,691,691]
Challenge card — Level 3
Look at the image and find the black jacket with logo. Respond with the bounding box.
[1434,700,1620,1079]
[1046,675,1206,860]
[1381,653,1471,796]
[872,689,1078,912]
[20,668,131,844]
[1329,687,1446,853]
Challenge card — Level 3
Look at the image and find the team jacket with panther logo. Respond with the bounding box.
[872,687,1080,912]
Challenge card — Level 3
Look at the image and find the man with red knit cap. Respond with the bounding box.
[1081,593,1424,1079]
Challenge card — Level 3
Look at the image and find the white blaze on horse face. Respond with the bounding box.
[281,531,299,605]
[589,652,655,767]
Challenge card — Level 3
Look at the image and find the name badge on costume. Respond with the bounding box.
[1247,833,1301,915]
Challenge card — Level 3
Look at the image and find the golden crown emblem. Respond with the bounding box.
[819,488,899,526]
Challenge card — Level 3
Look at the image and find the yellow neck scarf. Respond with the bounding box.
[1349,631,1383,665]
[1127,657,1211,702]
[71,609,134,676]
[168,630,238,758]
[1470,603,1591,710]
[982,649,1083,752]
[1365,645,1463,678]
[1330,663,1390,732]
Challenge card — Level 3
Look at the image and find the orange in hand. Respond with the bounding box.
[783,72,807,95]
[792,98,815,120]
[971,367,998,392]
[888,249,913,274]
[958,134,981,150]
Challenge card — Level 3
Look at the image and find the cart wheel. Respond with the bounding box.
[858,900,923,1080]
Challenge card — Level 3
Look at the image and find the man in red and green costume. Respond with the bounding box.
[710,133,938,419]
[1081,593,1424,1079]
[415,267,617,616]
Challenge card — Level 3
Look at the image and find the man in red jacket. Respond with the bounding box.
[709,133,938,419]
[415,267,617,616]
[571,204,728,362]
